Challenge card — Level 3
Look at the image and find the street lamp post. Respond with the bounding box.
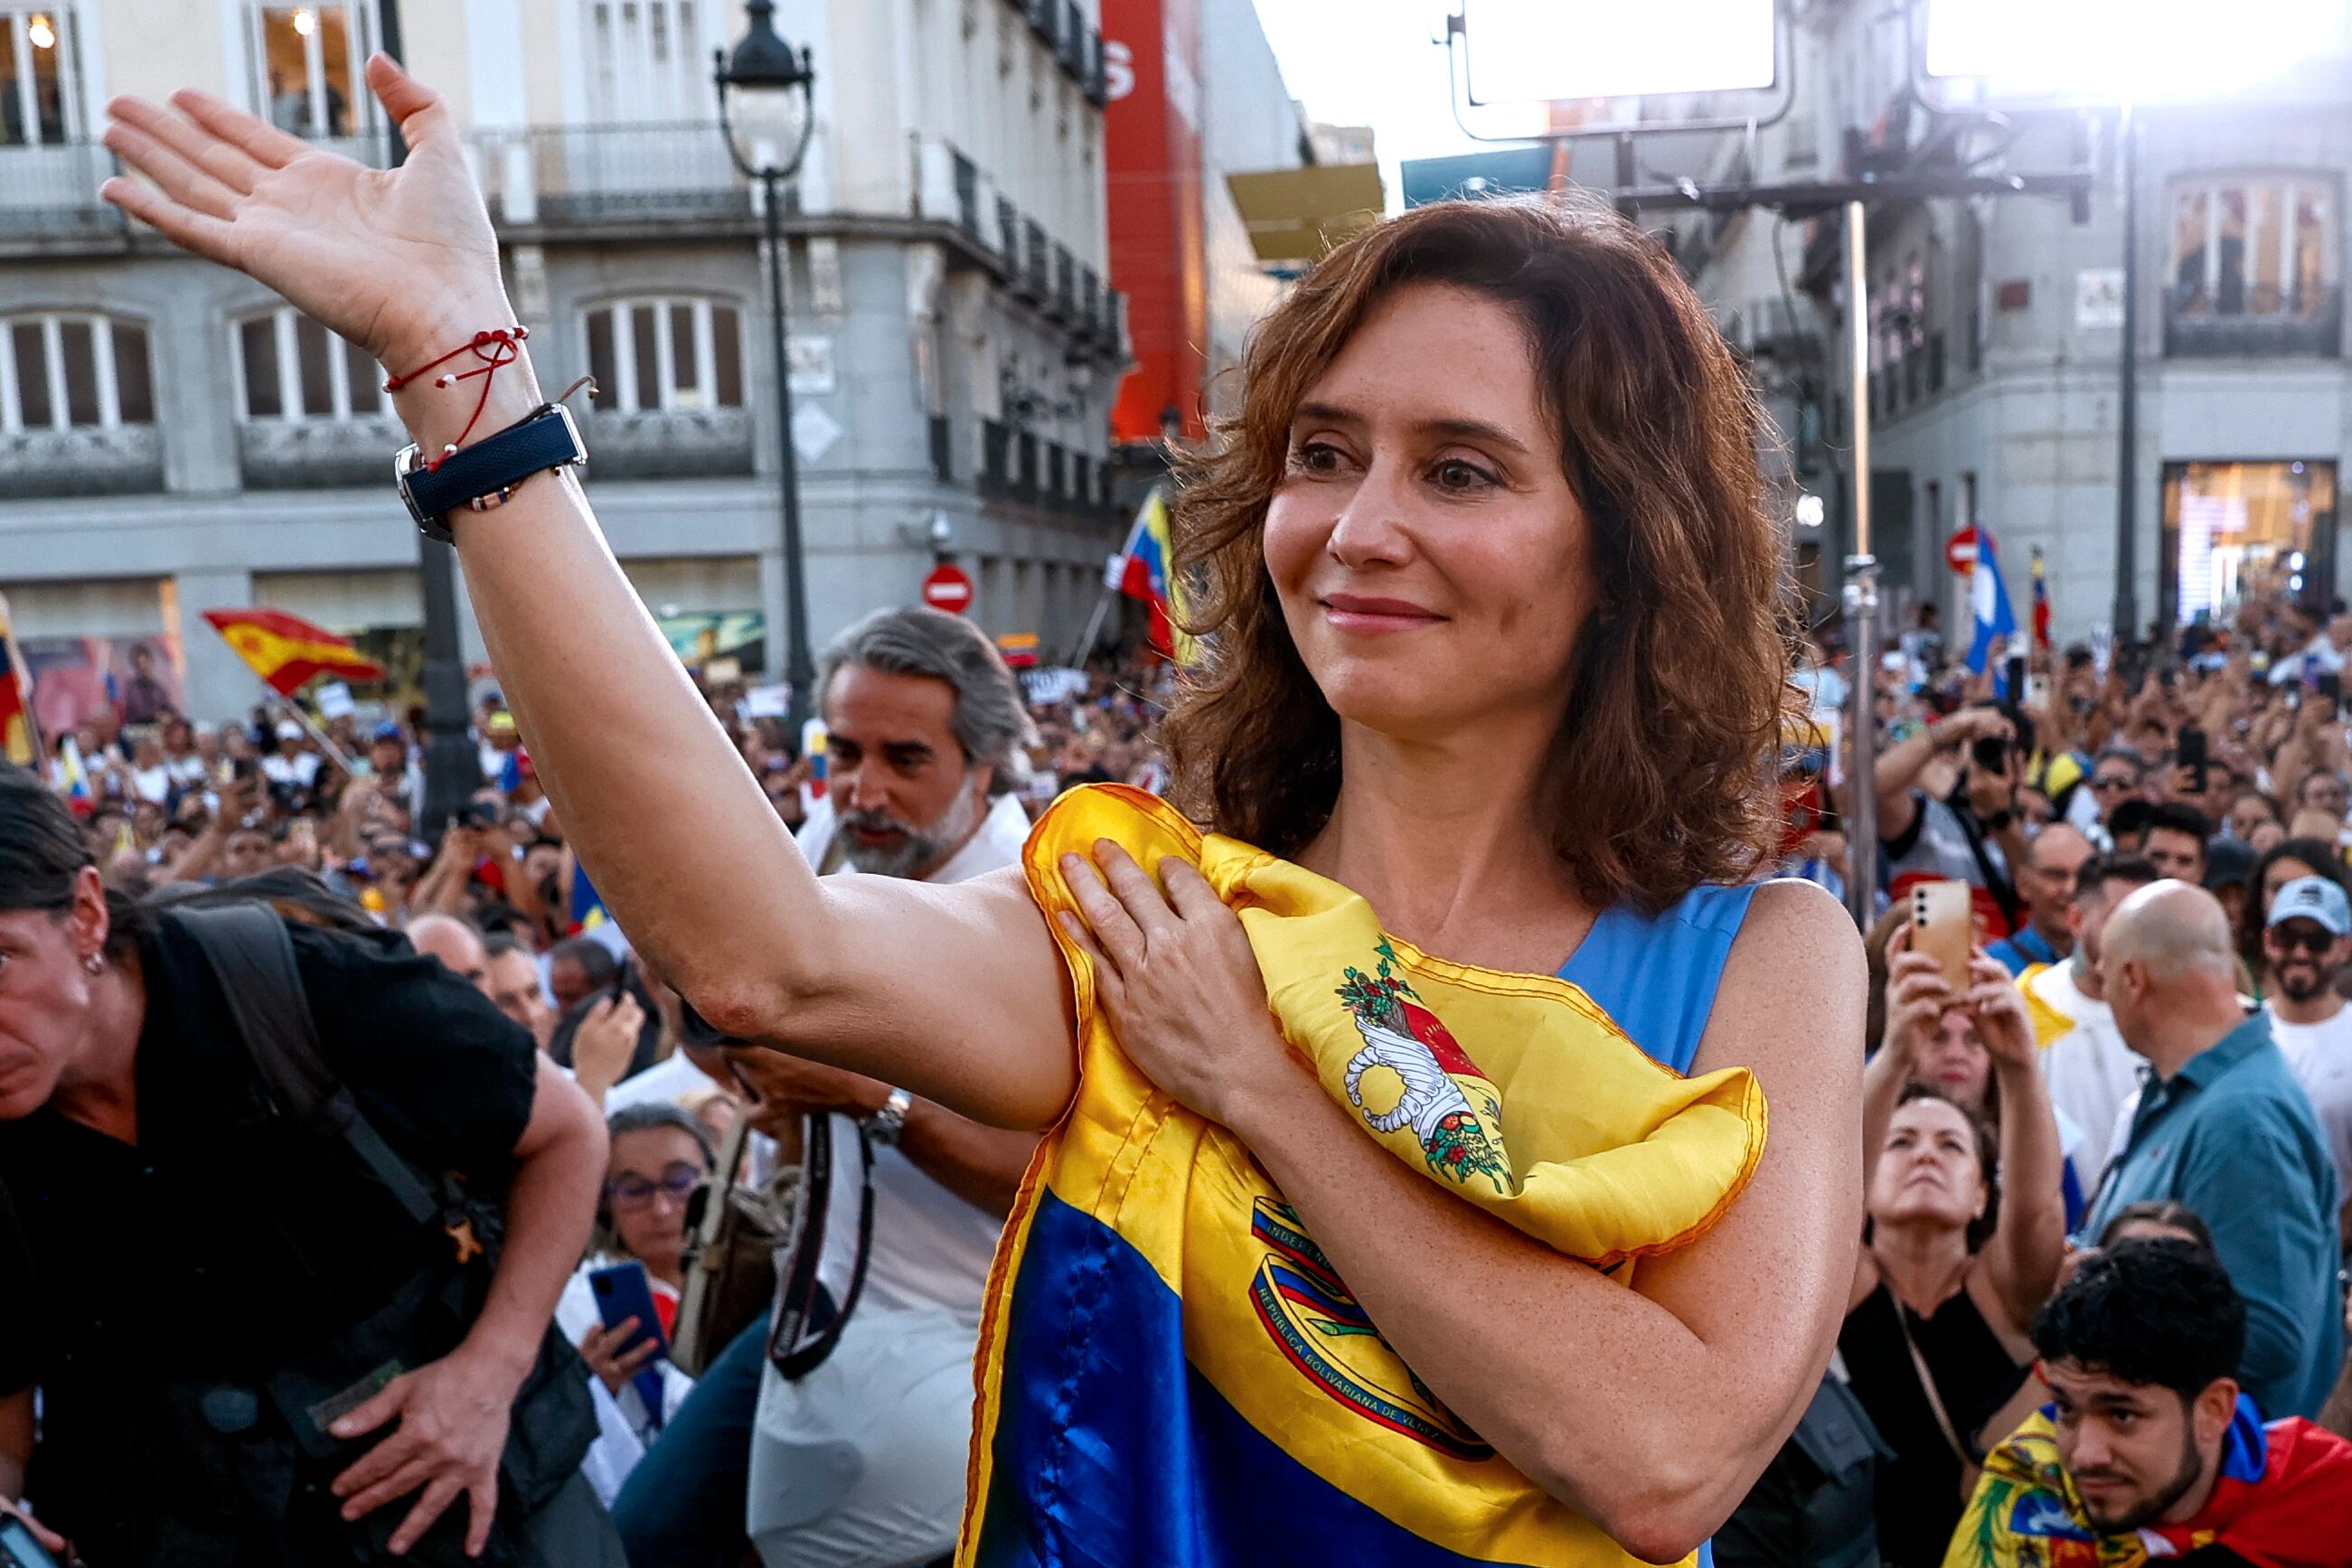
[716,1,819,733]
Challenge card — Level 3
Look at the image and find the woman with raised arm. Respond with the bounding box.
[101,58,1864,1566]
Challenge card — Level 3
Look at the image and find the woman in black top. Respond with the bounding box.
[1841,931,2069,1568]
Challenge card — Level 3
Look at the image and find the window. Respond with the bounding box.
[584,0,710,121]
[250,5,373,139]
[0,311,152,433]
[583,298,744,414]
[234,305,388,421]
[1,7,80,146]
[2171,174,2337,318]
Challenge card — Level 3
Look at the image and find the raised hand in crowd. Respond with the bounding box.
[570,991,648,1109]
[575,1316,660,1399]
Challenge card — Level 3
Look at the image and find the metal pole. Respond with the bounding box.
[1069,579,1116,667]
[379,0,475,837]
[1842,199,1879,928]
[269,689,360,775]
[2111,101,2141,651]
[764,168,817,733]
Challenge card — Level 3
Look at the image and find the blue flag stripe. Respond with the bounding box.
[973,1188,1548,1568]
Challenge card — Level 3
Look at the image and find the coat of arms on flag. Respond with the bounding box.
[1339,941,1512,1193]
[1246,1196,1492,1460]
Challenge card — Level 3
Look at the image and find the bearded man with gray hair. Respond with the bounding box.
[2078,879,2346,1420]
[797,605,1037,880]
[735,606,1040,1567]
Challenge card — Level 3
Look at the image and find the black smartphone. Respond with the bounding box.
[2176,726,2208,793]
[459,799,501,831]
[2319,671,2343,711]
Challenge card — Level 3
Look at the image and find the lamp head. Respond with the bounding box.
[717,1,813,92]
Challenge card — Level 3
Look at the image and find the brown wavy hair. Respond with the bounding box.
[1160,196,1797,912]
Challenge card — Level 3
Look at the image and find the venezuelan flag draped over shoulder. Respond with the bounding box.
[203,608,385,696]
[0,591,40,768]
[1946,1398,2352,1567]
[958,784,1770,1568]
[1106,486,1194,662]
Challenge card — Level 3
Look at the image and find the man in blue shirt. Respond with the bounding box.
[2080,880,2346,1419]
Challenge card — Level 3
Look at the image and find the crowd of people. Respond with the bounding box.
[8,54,2352,1568]
[1743,566,2352,1565]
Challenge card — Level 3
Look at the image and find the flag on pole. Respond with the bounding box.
[0,591,41,769]
[2030,545,2052,652]
[55,734,92,815]
[1967,526,2019,679]
[1107,487,1192,662]
[202,608,385,696]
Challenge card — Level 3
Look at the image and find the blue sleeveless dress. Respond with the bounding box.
[1558,881,1764,1568]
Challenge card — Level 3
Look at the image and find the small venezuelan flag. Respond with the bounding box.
[202,607,385,697]
[1106,487,1193,662]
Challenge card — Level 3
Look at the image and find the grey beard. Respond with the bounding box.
[838,789,983,879]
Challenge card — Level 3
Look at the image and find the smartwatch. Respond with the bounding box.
[396,402,588,544]
[866,1088,914,1148]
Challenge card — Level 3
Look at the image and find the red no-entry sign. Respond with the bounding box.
[922,563,974,615]
[1945,526,1980,575]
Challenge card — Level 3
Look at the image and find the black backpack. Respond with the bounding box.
[151,899,597,1566]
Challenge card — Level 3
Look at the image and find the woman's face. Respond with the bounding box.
[606,1125,708,1274]
[1262,283,1593,744]
[1867,1097,1989,1236]
[1912,1007,1991,1110]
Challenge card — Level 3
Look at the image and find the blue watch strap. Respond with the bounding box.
[399,404,586,542]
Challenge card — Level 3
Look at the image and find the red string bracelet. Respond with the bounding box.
[382,325,531,471]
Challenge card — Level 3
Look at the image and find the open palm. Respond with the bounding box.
[100,55,510,370]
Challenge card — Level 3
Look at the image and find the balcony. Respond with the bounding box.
[1058,3,1087,72]
[583,406,757,480]
[238,415,406,489]
[976,421,1115,520]
[474,123,751,229]
[0,143,124,248]
[0,423,163,498]
[1019,220,1051,302]
[953,153,983,240]
[1026,0,1056,44]
[996,195,1021,267]
[1084,33,1109,107]
[2163,283,2343,359]
[1049,245,1077,322]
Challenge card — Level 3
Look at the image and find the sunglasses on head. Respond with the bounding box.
[2272,923,2339,956]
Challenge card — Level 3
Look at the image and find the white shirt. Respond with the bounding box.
[794,791,1033,1324]
[2026,960,2147,1195]
[129,764,173,804]
[2267,1000,2352,1215]
[261,750,321,789]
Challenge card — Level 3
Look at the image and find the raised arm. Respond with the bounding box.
[100,61,1075,1129]
[1963,954,2069,1331]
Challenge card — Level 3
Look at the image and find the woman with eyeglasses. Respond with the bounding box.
[555,1103,713,1505]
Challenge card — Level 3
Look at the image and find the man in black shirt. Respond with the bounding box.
[0,765,616,1565]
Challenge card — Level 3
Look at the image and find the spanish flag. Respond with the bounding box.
[202,608,384,697]
[960,785,1771,1567]
[0,591,39,768]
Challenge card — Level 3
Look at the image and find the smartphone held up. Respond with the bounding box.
[1910,879,1974,998]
